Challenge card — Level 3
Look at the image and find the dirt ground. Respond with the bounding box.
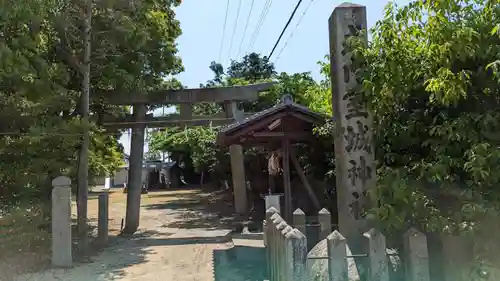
[8,187,264,281]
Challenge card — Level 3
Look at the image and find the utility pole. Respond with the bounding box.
[76,0,92,255]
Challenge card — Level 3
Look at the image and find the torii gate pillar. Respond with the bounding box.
[225,101,247,215]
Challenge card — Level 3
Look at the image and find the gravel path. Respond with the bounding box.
[13,188,242,281]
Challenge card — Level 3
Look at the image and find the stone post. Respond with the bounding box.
[318,208,332,241]
[98,193,109,245]
[277,220,290,281]
[51,176,72,267]
[285,228,307,281]
[225,101,247,215]
[264,207,278,253]
[364,228,389,281]
[329,2,373,239]
[404,228,430,281]
[327,230,348,281]
[293,208,306,236]
[123,103,147,234]
[441,234,473,281]
[270,213,284,281]
[265,194,282,214]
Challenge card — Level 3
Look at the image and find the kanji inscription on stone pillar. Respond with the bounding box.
[329,3,374,238]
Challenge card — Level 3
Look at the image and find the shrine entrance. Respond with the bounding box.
[95,82,275,233]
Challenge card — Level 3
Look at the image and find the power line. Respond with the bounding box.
[249,0,272,50]
[218,0,231,63]
[268,0,304,60]
[227,0,243,62]
[248,0,273,51]
[237,0,256,59]
[274,0,315,63]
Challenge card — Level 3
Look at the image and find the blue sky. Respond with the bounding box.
[119,0,409,155]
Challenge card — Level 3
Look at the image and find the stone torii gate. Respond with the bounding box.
[95,82,275,234]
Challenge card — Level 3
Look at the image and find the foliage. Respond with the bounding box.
[354,0,500,228]
[149,126,222,173]
[0,0,183,203]
[304,57,332,115]
[0,202,51,279]
[344,0,500,277]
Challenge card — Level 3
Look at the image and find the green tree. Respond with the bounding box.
[347,0,500,277]
[0,0,184,203]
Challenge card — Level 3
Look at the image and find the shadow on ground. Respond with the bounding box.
[81,233,228,280]
[144,187,238,230]
[213,245,268,281]
[92,237,152,280]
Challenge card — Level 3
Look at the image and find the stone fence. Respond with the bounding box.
[263,207,432,281]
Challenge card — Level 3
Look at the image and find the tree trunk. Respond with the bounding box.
[76,0,92,255]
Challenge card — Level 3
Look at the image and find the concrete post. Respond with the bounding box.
[364,229,389,281]
[404,228,430,281]
[441,234,473,281]
[318,208,332,241]
[265,194,282,214]
[276,218,290,281]
[284,228,307,281]
[329,3,373,239]
[123,103,147,234]
[265,207,279,278]
[51,176,72,267]
[98,193,109,245]
[292,208,306,237]
[225,101,247,215]
[327,230,348,281]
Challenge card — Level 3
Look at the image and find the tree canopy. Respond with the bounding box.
[348,0,500,276]
[0,0,183,203]
[353,0,500,233]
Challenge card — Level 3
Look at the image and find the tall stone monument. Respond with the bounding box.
[329,3,374,239]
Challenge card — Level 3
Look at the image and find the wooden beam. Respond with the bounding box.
[268,118,282,130]
[224,112,288,141]
[93,82,276,105]
[252,132,285,137]
[251,132,311,138]
[282,137,292,222]
[219,132,313,147]
[290,150,321,211]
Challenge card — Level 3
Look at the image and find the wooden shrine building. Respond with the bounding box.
[217,95,329,221]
